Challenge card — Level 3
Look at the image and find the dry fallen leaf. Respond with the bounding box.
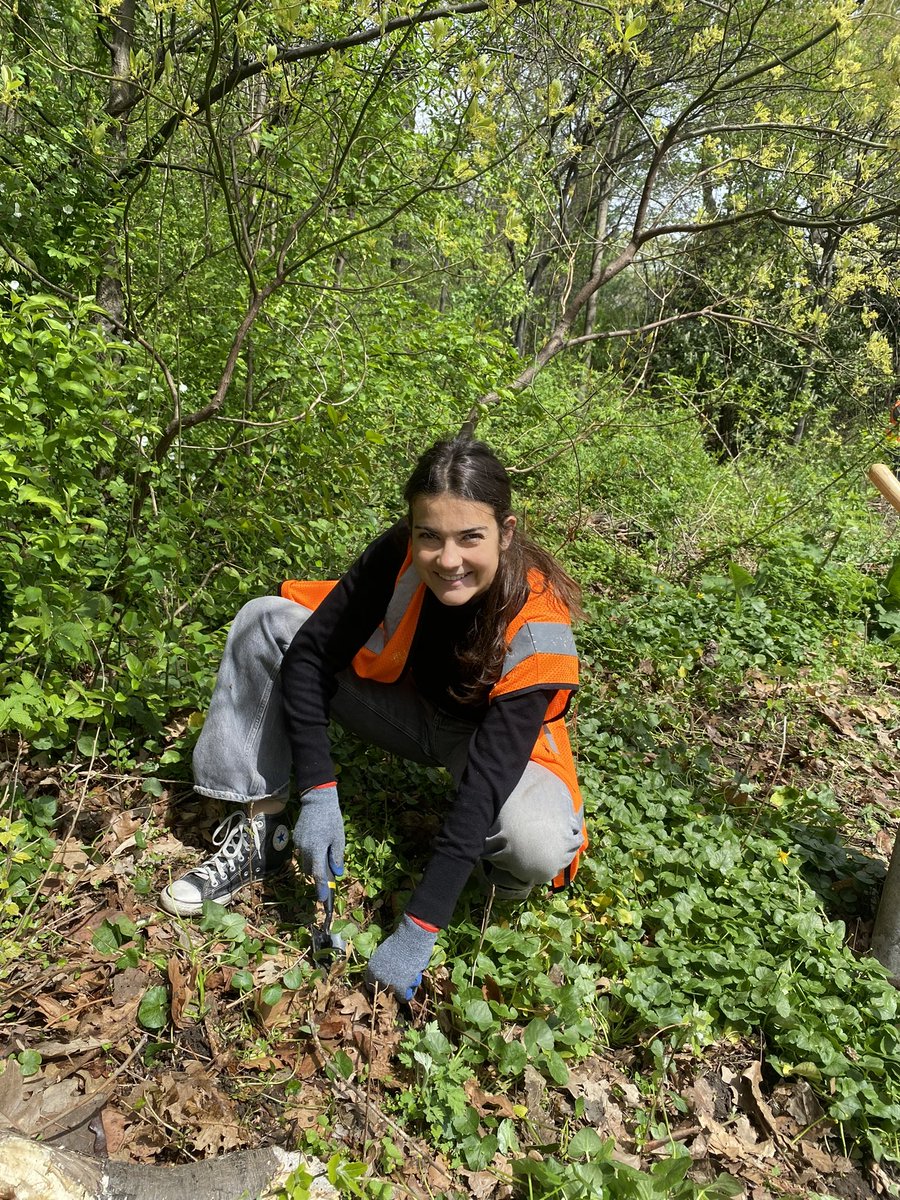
[815,706,862,741]
[167,956,192,1029]
[50,843,90,871]
[797,1139,851,1176]
[256,987,306,1030]
[465,1078,516,1119]
[100,1105,128,1157]
[685,1078,775,1169]
[340,992,373,1021]
[350,1022,402,1081]
[317,1013,351,1041]
[739,1062,786,1145]
[133,1061,248,1157]
[0,1061,34,1135]
[565,1075,629,1141]
[460,1168,501,1199]
[111,967,149,1008]
[770,1079,825,1132]
[33,994,69,1025]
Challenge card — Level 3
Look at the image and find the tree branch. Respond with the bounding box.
[641,200,900,242]
[673,122,891,152]
[121,0,495,181]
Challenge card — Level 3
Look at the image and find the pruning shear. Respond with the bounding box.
[310,870,346,960]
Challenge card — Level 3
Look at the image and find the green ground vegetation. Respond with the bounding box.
[2,0,900,1195]
[4,388,900,1195]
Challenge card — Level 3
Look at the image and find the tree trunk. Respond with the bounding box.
[96,0,136,336]
[871,839,900,983]
[2,0,34,131]
[582,119,622,341]
[0,1133,336,1200]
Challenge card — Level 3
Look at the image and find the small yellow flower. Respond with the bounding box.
[777,850,790,865]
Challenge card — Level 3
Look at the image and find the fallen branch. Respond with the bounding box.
[0,1132,335,1200]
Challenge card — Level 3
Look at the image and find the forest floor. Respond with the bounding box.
[2,661,900,1200]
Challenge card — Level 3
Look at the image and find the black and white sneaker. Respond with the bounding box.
[160,809,291,916]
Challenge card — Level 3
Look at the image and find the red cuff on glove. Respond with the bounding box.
[407,912,440,934]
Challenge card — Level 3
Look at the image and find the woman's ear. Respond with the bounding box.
[500,515,517,550]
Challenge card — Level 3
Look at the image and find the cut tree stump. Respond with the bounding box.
[0,1133,337,1200]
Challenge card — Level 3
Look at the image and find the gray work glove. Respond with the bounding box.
[292,784,345,901]
[365,913,439,1001]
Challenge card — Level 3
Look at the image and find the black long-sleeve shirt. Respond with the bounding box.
[280,522,554,928]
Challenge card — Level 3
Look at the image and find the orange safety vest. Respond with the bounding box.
[281,548,588,889]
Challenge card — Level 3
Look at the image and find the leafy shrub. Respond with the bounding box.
[0,791,57,924]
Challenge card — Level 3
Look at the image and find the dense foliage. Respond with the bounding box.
[2,0,900,1195]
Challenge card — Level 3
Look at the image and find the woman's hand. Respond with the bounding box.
[292,784,345,900]
[365,913,439,1001]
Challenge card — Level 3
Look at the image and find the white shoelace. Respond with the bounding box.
[190,811,255,885]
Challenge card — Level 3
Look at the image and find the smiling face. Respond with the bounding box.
[410,493,516,606]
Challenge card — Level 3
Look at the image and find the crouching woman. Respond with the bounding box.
[161,435,588,1000]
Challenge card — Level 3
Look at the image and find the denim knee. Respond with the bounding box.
[230,595,310,656]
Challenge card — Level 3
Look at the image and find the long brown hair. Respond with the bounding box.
[404,435,584,706]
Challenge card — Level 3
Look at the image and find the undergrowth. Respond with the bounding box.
[5,403,900,1195]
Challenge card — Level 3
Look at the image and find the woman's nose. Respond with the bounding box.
[436,540,461,569]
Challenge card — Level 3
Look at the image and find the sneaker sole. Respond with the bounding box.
[159,861,291,917]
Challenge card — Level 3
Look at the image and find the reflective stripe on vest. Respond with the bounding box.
[352,549,424,681]
[281,550,425,684]
[281,555,587,889]
[490,571,579,723]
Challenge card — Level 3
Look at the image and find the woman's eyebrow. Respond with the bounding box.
[413,523,488,534]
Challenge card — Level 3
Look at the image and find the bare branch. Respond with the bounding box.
[122,0,496,181]
[673,122,892,152]
[641,200,900,242]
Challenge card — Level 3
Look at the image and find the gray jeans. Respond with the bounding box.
[193,597,584,896]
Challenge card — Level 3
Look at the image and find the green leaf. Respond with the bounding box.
[230,970,254,993]
[261,984,283,1007]
[568,1127,609,1162]
[885,554,900,602]
[17,1049,42,1076]
[138,985,170,1030]
[728,562,755,592]
[77,733,98,756]
[497,1039,527,1076]
[463,998,495,1031]
[92,919,121,954]
[523,1017,554,1058]
[542,1048,569,1085]
[462,1132,498,1171]
[649,1155,691,1189]
[199,900,228,930]
[219,912,248,941]
[780,1060,822,1081]
[18,483,64,519]
[116,945,141,970]
[327,1050,355,1081]
[114,915,138,940]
